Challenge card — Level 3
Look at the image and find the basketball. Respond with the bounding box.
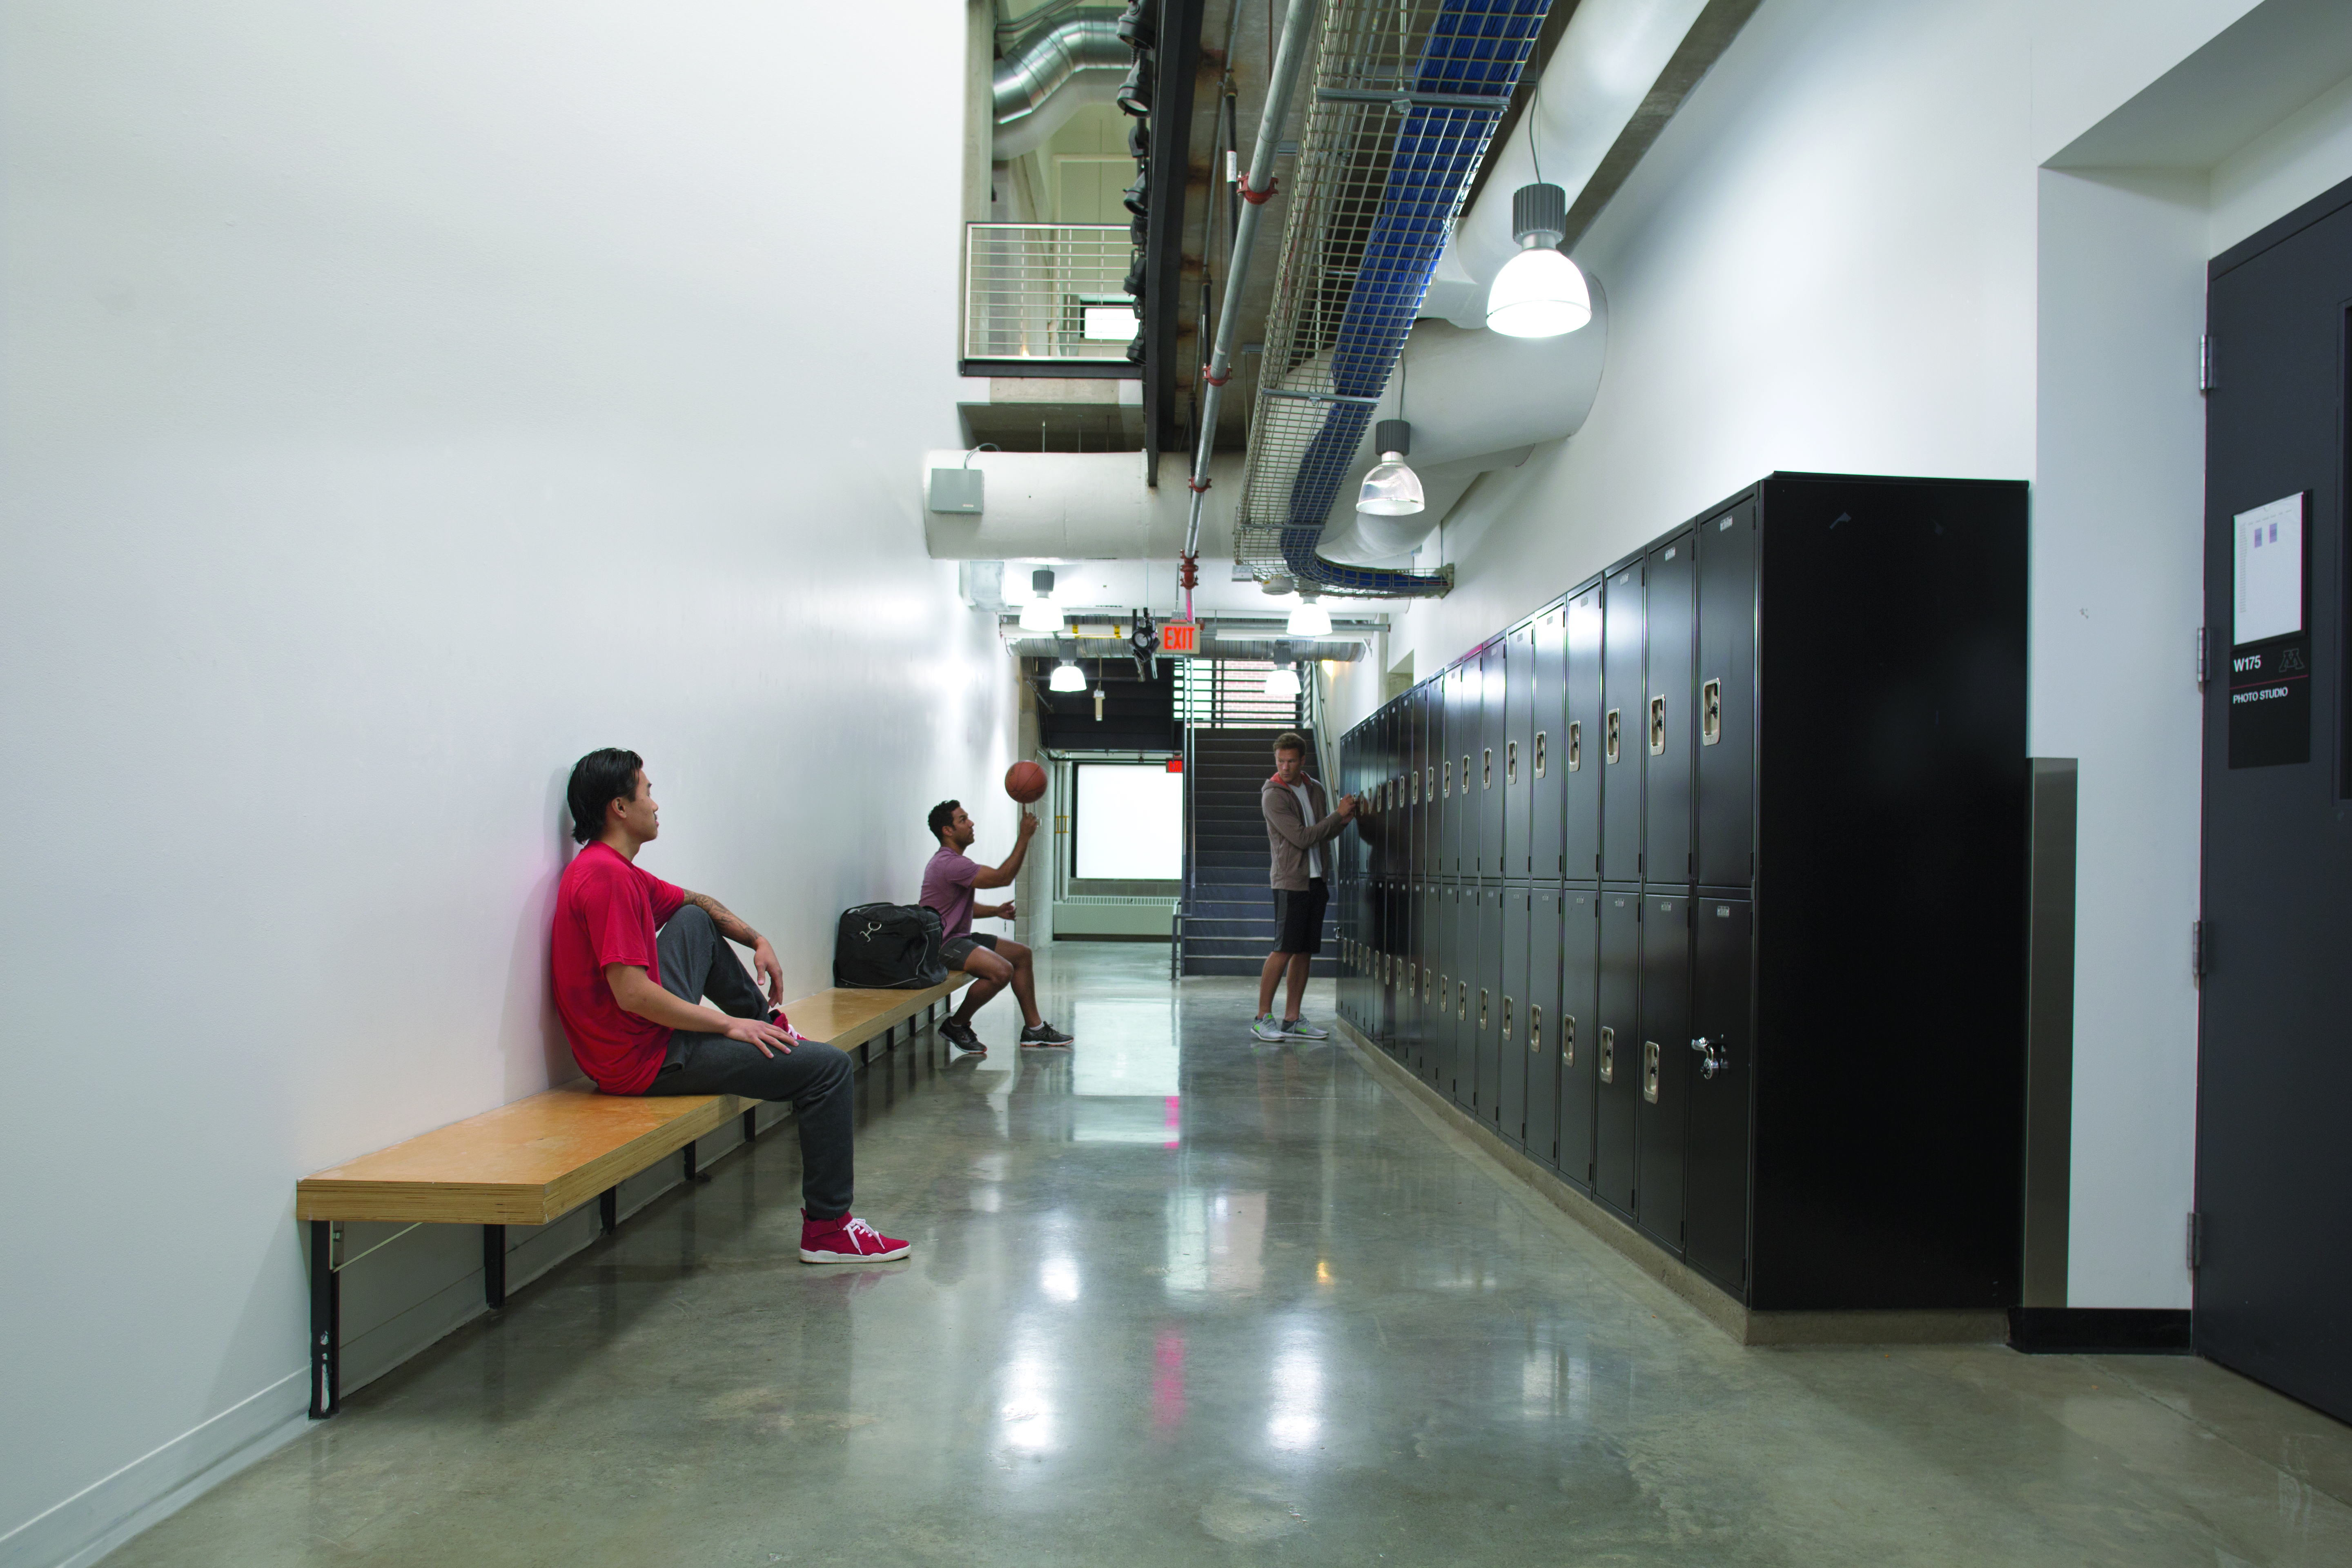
[1004,760,1048,803]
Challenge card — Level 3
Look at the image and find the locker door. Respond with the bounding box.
[1644,533,1695,889]
[1367,709,1388,885]
[1401,881,1420,1067]
[1442,665,1467,876]
[1432,886,1458,1092]
[1565,585,1603,882]
[1504,626,1536,878]
[1381,881,1400,1051]
[1557,888,1599,1189]
[1452,888,1481,1108]
[1636,892,1690,1255]
[1532,607,1567,881]
[1686,897,1752,1295]
[1525,888,1564,1169]
[1480,644,1507,878]
[1497,886,1531,1148]
[1696,505,1756,890]
[1594,890,1640,1214]
[1405,688,1423,883]
[1473,886,1506,1119]
[1600,565,1644,882]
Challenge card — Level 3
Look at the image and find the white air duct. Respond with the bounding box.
[922,451,1249,559]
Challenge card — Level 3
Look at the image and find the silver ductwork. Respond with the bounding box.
[1009,635,1367,663]
[993,14,1131,160]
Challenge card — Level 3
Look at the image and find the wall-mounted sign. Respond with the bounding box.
[2227,492,2310,769]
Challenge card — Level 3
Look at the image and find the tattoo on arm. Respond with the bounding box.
[684,890,761,947]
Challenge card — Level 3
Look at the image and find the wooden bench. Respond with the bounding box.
[296,973,970,1417]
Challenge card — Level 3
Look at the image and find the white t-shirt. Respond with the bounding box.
[1289,782,1323,880]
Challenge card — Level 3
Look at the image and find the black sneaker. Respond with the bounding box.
[1018,1022,1074,1048]
[940,1018,986,1052]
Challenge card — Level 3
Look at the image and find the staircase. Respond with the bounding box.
[1177,727,1339,977]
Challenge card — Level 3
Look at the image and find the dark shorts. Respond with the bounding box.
[1271,880,1328,955]
[941,932,1000,969]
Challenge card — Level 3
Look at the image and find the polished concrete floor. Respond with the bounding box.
[114,944,2352,1565]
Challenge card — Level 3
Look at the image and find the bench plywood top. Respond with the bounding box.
[297,973,969,1226]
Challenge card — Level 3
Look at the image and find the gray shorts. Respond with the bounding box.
[941,932,1000,969]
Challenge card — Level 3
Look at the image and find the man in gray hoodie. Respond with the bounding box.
[1253,731,1358,1041]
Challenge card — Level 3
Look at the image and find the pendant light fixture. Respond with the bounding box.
[1049,657,1086,693]
[1286,589,1332,639]
[1263,661,1303,701]
[1019,567,1062,632]
[1356,419,1424,515]
[1486,182,1590,338]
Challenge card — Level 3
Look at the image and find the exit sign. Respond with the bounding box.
[1161,621,1198,654]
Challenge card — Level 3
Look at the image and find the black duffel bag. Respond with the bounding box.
[833,902,948,989]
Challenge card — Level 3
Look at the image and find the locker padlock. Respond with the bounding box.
[1501,996,1512,1041]
[1482,748,1492,788]
[1648,695,1666,756]
[1702,679,1722,746]
[1599,1025,1615,1082]
[1604,710,1621,764]
[1643,1040,1661,1103]
[1533,731,1547,779]
[1689,1036,1728,1078]
[1478,990,1489,1030]
[1529,1004,1542,1053]
[1562,1013,1576,1067]
[1567,720,1581,771]
[1506,740,1518,786]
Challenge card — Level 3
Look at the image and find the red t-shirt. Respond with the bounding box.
[551,841,686,1094]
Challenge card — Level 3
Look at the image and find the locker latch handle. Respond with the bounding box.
[1478,989,1489,1030]
[1604,710,1621,764]
[1598,1026,1615,1082]
[1566,720,1580,772]
[1642,1040,1662,1103]
[1529,1004,1542,1053]
[1562,1013,1575,1067]
[1482,748,1492,789]
[1690,1036,1728,1078]
[1533,731,1547,778]
[1648,696,1666,756]
[1702,679,1722,746]
[1501,996,1512,1041]
[1506,740,1517,786]
[1458,981,1468,1020]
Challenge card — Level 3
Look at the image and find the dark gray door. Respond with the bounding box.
[1505,625,1536,877]
[2198,176,2352,1423]
[1559,888,1599,1190]
[1697,502,1757,891]
[1532,606,1567,879]
[1637,892,1690,1253]
[1645,534,1696,888]
[1566,584,1604,880]
[1498,886,1530,1146]
[1601,565,1645,882]
[1595,889,1640,1214]
[1527,887,1564,1169]
[1474,885,1505,1119]
[1480,643,1507,877]
[1441,664,1465,875]
[1687,896,1752,1296]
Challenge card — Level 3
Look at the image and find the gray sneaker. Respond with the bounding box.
[1281,1017,1330,1040]
[1250,1013,1289,1042]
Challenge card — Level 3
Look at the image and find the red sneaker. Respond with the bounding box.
[798,1212,911,1264]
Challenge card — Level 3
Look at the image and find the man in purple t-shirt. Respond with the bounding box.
[921,799,1072,1052]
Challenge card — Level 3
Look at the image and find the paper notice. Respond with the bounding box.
[2234,493,2304,646]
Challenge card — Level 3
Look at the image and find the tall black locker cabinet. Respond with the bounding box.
[1335,472,2028,1315]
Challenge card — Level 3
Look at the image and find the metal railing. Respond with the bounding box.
[963,223,1136,364]
[1175,657,1303,729]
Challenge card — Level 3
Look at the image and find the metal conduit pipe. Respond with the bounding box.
[1181,0,1326,615]
[993,13,1133,160]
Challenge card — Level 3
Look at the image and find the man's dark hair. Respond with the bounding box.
[1272,731,1309,757]
[567,748,645,844]
[927,799,962,844]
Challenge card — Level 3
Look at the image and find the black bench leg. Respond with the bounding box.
[599,1187,618,1234]
[683,1140,709,1183]
[483,1225,506,1310]
[308,1219,339,1419]
[742,1108,757,1144]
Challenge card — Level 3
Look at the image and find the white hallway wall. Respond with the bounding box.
[1352,0,2352,1309]
[0,4,1009,1564]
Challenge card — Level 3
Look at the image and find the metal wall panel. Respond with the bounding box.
[1503,626,1536,878]
[1645,533,1695,888]
[1696,504,1757,890]
[1532,605,1567,881]
[1601,565,1644,883]
[1565,585,1604,882]
[1594,889,1640,1213]
[1558,886,1599,1189]
[1636,891,1690,1254]
[1686,895,1752,1296]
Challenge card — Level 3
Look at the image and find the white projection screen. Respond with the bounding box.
[1074,764,1184,880]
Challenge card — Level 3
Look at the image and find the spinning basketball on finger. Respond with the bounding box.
[918,762,1072,1052]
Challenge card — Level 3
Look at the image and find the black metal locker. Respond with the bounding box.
[1453,887,1483,1107]
[1417,684,1437,880]
[1635,891,1690,1254]
[1526,887,1564,1169]
[1497,885,1530,1147]
[1686,896,1751,1294]
[1401,880,1421,1068]
[1473,886,1505,1117]
[1600,565,1644,883]
[1645,533,1695,889]
[1479,644,1506,878]
[1430,885,1455,1093]
[1405,686,1425,883]
[1531,606,1567,880]
[1442,663,1469,877]
[1418,881,1440,1078]
[1593,889,1639,1214]
[1503,625,1536,877]
[1695,505,1756,890]
[1565,583,1603,881]
[1558,887,1599,1189]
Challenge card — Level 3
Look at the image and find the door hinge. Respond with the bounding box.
[2187,1211,2204,1270]
[2192,919,2207,982]
[2199,334,2216,392]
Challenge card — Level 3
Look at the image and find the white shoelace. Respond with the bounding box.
[840,1217,885,1251]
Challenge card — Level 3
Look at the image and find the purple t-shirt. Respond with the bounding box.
[922,846,981,940]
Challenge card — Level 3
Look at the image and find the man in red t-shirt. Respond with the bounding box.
[552,748,907,1263]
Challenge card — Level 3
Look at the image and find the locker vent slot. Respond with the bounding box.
[1605,710,1621,764]
[1599,1026,1615,1082]
[1702,679,1722,745]
[1648,696,1666,755]
[1533,731,1547,777]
